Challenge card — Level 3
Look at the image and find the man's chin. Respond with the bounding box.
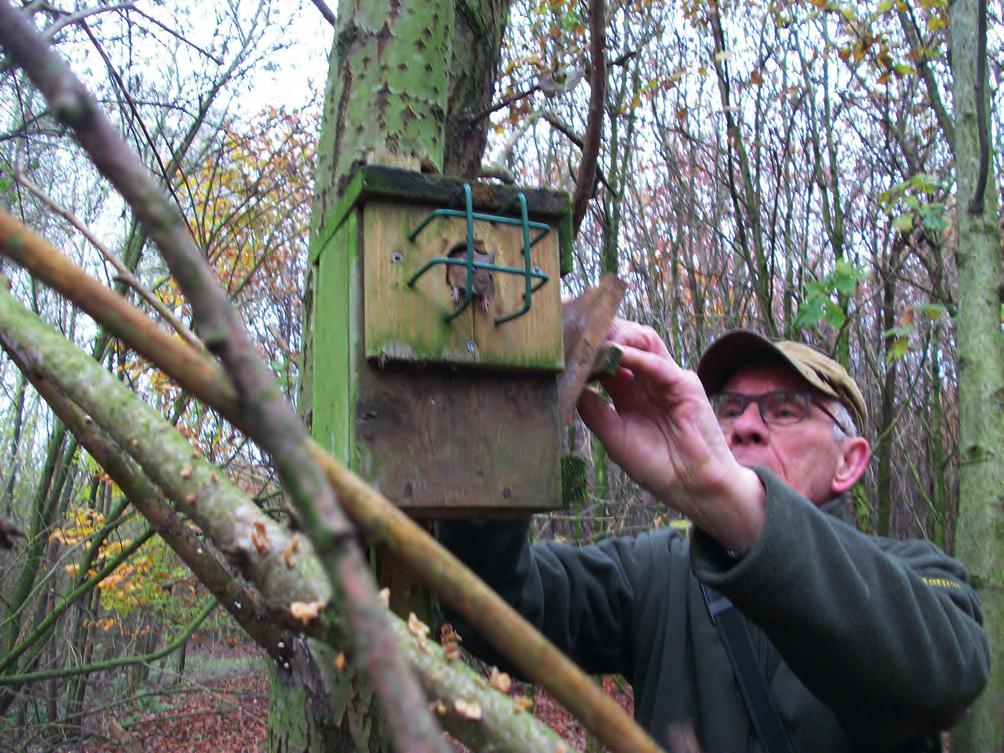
[734,453,771,471]
[733,455,780,477]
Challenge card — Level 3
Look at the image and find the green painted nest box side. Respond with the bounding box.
[309,166,572,516]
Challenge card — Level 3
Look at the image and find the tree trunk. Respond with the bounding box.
[3,427,71,658]
[266,640,381,753]
[926,322,949,550]
[948,0,1003,747]
[0,370,27,516]
[876,258,898,536]
[291,0,509,749]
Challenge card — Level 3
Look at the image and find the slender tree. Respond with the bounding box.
[948,0,1003,747]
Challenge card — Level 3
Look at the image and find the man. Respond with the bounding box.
[439,324,989,752]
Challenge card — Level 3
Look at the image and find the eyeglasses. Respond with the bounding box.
[710,390,851,434]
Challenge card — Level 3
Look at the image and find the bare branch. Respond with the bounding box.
[477,163,517,183]
[4,167,206,354]
[128,7,224,65]
[542,109,584,149]
[541,110,616,194]
[466,85,539,124]
[79,20,187,214]
[309,0,336,27]
[571,0,606,237]
[39,2,137,41]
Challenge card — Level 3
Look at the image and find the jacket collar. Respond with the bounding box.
[819,494,852,524]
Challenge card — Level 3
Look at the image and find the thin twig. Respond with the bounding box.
[571,0,606,237]
[79,20,186,214]
[265,322,298,364]
[40,2,136,41]
[466,84,539,124]
[541,111,616,194]
[0,600,217,684]
[543,110,584,149]
[4,167,205,353]
[309,0,336,27]
[128,7,224,65]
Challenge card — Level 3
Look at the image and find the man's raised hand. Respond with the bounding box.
[576,320,766,550]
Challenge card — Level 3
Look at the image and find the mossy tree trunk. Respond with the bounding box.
[948,0,1004,748]
[284,1,510,750]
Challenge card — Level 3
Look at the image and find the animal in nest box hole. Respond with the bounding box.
[445,240,496,313]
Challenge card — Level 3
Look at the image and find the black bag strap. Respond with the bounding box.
[701,583,797,753]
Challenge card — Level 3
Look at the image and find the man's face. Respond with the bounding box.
[719,361,848,505]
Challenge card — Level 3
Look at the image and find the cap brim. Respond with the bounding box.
[696,329,837,399]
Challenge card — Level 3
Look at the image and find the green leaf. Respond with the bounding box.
[560,9,580,31]
[882,325,913,338]
[832,261,865,294]
[876,0,894,11]
[822,299,846,328]
[893,214,914,233]
[794,296,825,328]
[918,303,948,319]
[805,280,829,296]
[919,203,947,232]
[887,337,910,362]
[909,173,940,194]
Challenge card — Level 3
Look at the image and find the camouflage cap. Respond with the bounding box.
[696,329,867,434]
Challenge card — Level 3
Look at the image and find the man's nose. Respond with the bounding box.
[729,401,768,443]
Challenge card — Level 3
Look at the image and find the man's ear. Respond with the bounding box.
[831,437,870,494]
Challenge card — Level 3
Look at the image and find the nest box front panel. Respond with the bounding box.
[362,200,563,371]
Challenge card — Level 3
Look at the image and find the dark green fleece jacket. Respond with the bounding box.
[438,468,989,753]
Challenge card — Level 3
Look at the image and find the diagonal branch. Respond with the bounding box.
[894,7,955,156]
[309,0,336,27]
[541,110,616,194]
[1,600,217,685]
[571,0,606,238]
[38,2,137,41]
[8,354,291,657]
[127,7,224,65]
[0,7,445,753]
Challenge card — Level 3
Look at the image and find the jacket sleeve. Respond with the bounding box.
[691,467,990,745]
[437,518,671,679]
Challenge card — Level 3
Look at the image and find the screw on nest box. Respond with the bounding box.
[445,240,495,312]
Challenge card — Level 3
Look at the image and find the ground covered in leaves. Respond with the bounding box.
[38,644,633,753]
[53,670,266,753]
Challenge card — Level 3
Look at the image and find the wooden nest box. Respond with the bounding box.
[308,166,573,516]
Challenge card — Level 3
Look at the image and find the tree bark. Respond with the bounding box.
[948,0,1003,747]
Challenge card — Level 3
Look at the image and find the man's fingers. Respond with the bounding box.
[607,319,671,358]
[577,387,624,449]
[613,344,683,392]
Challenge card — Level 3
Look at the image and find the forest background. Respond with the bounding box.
[0,0,1000,751]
